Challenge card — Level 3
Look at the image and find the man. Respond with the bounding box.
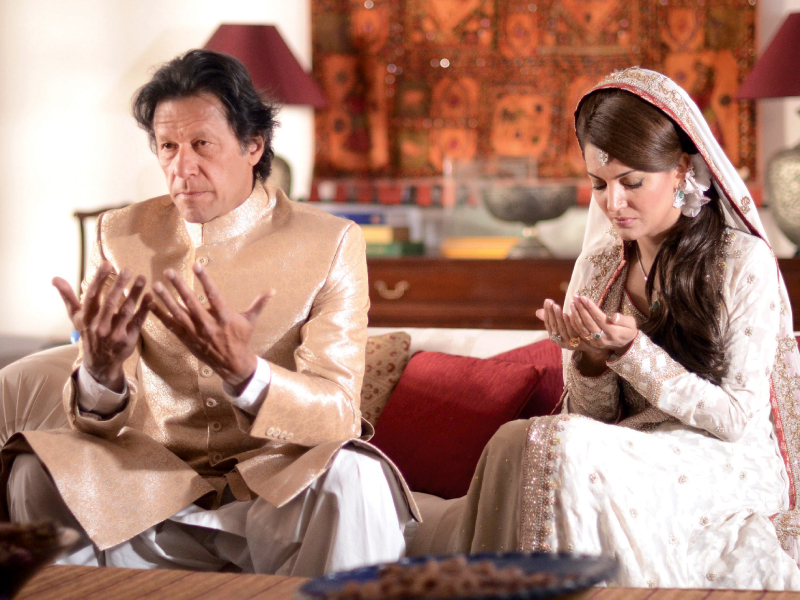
[1,49,417,575]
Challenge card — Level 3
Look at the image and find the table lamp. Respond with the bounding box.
[737,13,800,249]
[204,24,328,197]
[204,24,327,108]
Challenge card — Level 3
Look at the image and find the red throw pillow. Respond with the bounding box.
[370,352,542,499]
[492,339,563,418]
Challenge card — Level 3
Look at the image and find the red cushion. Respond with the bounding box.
[370,351,543,499]
[492,339,564,418]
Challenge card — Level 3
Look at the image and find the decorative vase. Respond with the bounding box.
[482,184,577,258]
[767,143,800,253]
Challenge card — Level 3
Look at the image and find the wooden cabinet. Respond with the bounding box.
[368,258,800,330]
[367,258,574,329]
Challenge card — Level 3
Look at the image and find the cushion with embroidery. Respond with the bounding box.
[361,332,412,427]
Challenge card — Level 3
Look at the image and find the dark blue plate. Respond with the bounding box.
[298,552,618,600]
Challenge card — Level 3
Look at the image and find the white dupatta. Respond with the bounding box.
[563,67,800,562]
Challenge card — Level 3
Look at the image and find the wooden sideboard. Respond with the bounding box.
[367,258,800,330]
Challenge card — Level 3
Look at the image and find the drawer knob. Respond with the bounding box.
[374,280,410,300]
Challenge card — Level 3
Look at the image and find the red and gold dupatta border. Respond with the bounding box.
[518,414,572,552]
[769,338,800,511]
[576,243,625,308]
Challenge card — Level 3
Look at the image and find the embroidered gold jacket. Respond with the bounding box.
[9,183,417,549]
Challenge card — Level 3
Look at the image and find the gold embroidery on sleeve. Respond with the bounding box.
[565,360,619,422]
[608,334,687,406]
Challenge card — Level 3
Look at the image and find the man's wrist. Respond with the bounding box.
[77,364,129,415]
[224,355,259,397]
[224,357,271,416]
[84,363,126,394]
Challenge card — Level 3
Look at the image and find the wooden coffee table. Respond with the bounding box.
[15,564,800,600]
[15,565,307,600]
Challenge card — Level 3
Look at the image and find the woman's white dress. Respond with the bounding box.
[453,231,800,589]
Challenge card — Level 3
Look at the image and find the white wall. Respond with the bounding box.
[0,0,313,338]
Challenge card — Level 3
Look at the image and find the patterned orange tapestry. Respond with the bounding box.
[311,0,757,180]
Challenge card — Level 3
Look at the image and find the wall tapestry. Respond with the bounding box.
[311,0,757,180]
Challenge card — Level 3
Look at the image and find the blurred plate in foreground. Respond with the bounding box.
[298,552,617,600]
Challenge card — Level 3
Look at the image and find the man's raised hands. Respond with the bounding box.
[150,263,274,396]
[52,262,151,393]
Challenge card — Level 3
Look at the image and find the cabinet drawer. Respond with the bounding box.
[367,258,575,329]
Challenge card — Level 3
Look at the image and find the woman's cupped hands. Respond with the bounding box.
[535,295,638,358]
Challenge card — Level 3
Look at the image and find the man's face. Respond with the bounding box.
[153,93,264,224]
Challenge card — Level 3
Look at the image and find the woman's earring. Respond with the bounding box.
[672,187,685,208]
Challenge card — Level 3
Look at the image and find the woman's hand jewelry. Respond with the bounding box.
[536,297,613,355]
[536,299,583,351]
[567,295,638,355]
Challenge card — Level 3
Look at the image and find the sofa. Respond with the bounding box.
[0,327,563,557]
[362,327,561,556]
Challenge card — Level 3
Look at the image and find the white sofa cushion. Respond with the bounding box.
[367,328,548,359]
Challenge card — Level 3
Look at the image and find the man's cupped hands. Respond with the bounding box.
[54,261,274,396]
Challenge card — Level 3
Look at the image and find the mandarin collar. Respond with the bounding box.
[183,182,275,248]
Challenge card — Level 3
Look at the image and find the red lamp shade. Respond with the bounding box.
[738,13,800,99]
[204,24,328,108]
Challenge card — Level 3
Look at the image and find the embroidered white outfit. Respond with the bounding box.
[451,69,800,589]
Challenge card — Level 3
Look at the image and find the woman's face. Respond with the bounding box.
[584,142,687,245]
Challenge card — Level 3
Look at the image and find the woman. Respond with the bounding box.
[451,68,800,589]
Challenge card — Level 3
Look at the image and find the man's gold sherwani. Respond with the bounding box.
[1,182,416,550]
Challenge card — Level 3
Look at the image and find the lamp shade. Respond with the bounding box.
[738,13,800,99]
[204,24,328,108]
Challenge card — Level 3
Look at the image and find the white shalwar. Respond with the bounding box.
[51,445,412,576]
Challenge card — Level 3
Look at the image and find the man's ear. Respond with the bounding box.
[247,136,266,166]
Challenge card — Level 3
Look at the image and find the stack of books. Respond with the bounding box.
[326,211,425,256]
[361,225,425,257]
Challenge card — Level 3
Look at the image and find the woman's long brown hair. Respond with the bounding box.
[576,89,728,384]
